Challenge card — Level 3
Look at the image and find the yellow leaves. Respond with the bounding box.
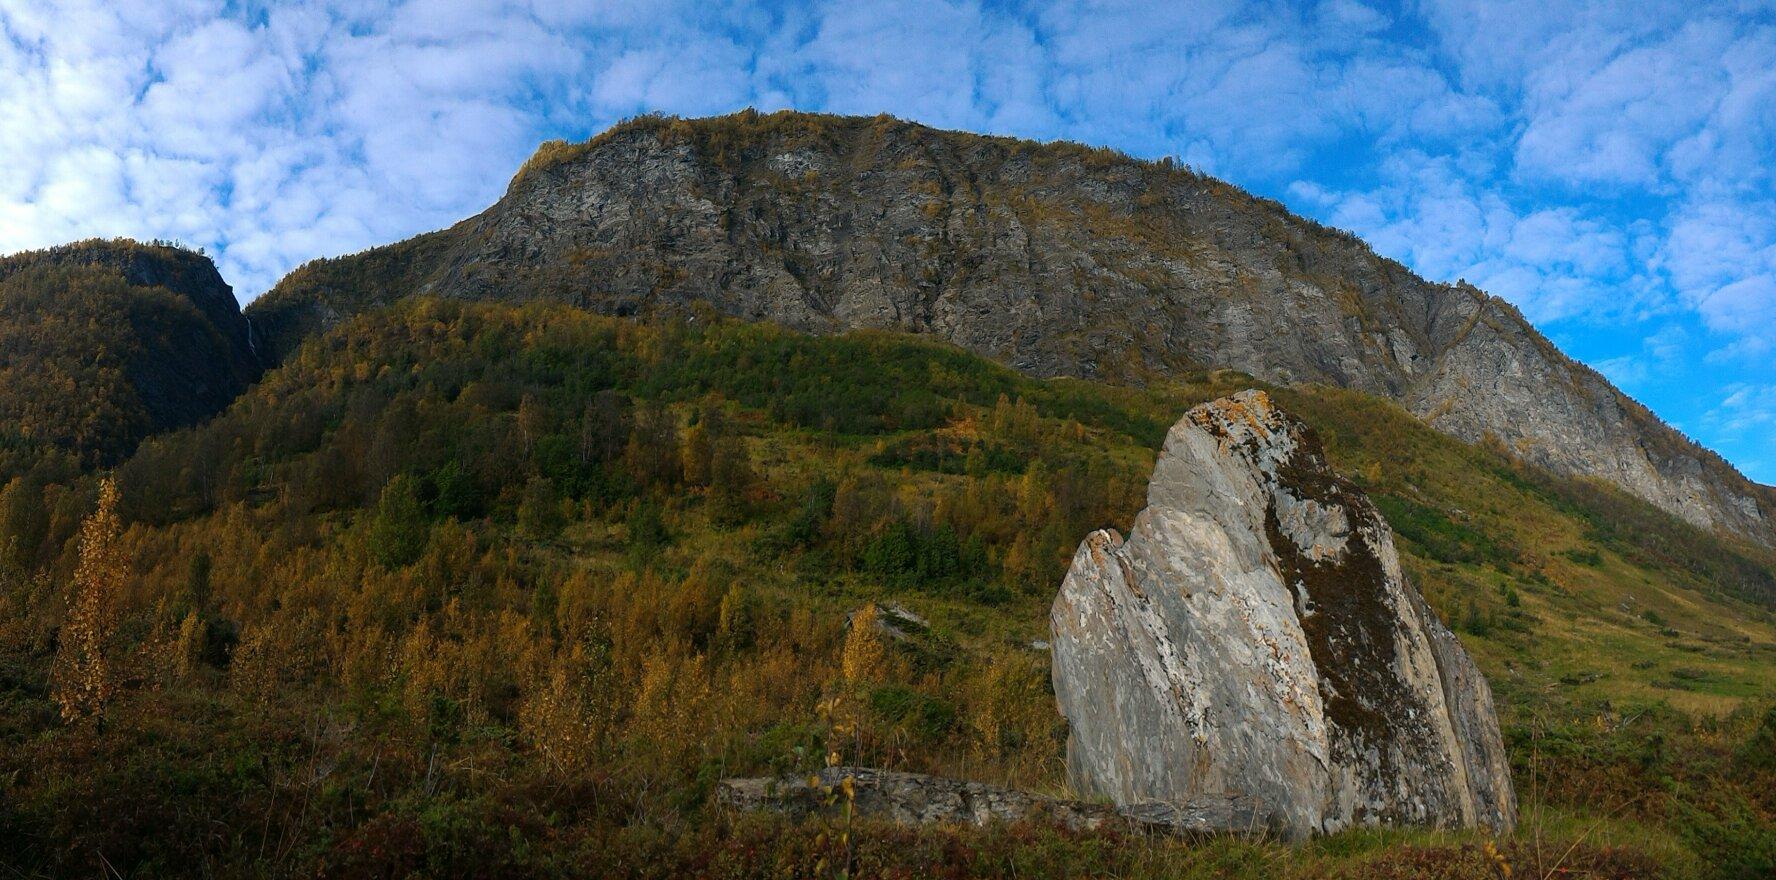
[682,419,715,488]
[715,583,754,652]
[511,138,585,187]
[519,644,611,774]
[51,477,125,724]
[840,604,885,685]
[988,394,1043,448]
[627,647,713,766]
[172,609,204,680]
[1483,839,1512,878]
[963,649,1061,782]
[229,622,278,703]
[1364,461,1384,485]
[396,621,450,714]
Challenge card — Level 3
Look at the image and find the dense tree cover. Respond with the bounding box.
[0,241,259,471]
[0,300,1772,877]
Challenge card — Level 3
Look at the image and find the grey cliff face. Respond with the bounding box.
[1049,390,1515,839]
[247,112,1774,547]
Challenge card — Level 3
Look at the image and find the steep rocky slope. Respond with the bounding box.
[246,110,1774,547]
[0,239,260,464]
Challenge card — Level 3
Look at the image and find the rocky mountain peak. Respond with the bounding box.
[245,110,1775,548]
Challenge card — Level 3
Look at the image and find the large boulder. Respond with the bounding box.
[1050,390,1514,839]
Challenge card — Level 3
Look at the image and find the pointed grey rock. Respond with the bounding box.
[1050,390,1515,839]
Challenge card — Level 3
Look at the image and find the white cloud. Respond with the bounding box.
[1699,274,1776,339]
[1315,0,1389,37]
[1592,323,1690,393]
[1512,19,1734,187]
[0,0,604,292]
[801,1,1029,126]
[1595,355,1649,389]
[1291,150,1655,325]
[1702,382,1776,482]
[4,0,1484,293]
[1659,199,1776,358]
[0,0,1771,479]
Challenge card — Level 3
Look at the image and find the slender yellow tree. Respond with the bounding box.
[841,604,884,685]
[52,477,126,723]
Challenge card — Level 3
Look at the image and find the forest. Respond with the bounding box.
[1,298,1774,878]
[0,240,260,470]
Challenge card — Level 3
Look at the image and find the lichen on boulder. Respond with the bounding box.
[1050,390,1515,839]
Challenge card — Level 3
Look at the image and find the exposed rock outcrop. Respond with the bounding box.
[845,601,930,642]
[246,111,1774,548]
[1050,391,1515,839]
[718,766,1264,835]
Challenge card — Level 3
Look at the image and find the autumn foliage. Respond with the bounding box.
[0,300,1769,877]
[50,478,125,723]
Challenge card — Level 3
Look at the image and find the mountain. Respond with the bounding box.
[3,112,1773,876]
[5,299,1772,876]
[246,110,1774,549]
[0,239,260,466]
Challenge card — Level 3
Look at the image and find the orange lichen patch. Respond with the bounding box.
[1086,530,1121,566]
[1189,390,1277,441]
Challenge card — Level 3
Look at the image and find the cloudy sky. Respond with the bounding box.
[2,0,1773,481]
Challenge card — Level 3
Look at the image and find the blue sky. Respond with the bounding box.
[2,0,1773,482]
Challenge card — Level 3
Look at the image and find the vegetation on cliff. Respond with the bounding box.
[240,110,1776,551]
[0,299,1771,877]
[0,240,259,469]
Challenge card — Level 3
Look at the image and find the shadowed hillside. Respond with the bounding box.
[0,239,260,470]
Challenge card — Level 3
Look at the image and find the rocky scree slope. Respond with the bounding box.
[1051,390,1515,838]
[0,239,261,463]
[245,110,1774,547]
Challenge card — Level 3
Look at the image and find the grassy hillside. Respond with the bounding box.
[1,300,1772,877]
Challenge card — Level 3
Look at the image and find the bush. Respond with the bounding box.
[517,477,564,539]
[370,475,430,568]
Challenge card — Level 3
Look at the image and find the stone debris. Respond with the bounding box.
[846,601,930,642]
[718,766,1266,835]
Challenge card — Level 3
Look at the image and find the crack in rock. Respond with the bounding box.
[1050,390,1515,839]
